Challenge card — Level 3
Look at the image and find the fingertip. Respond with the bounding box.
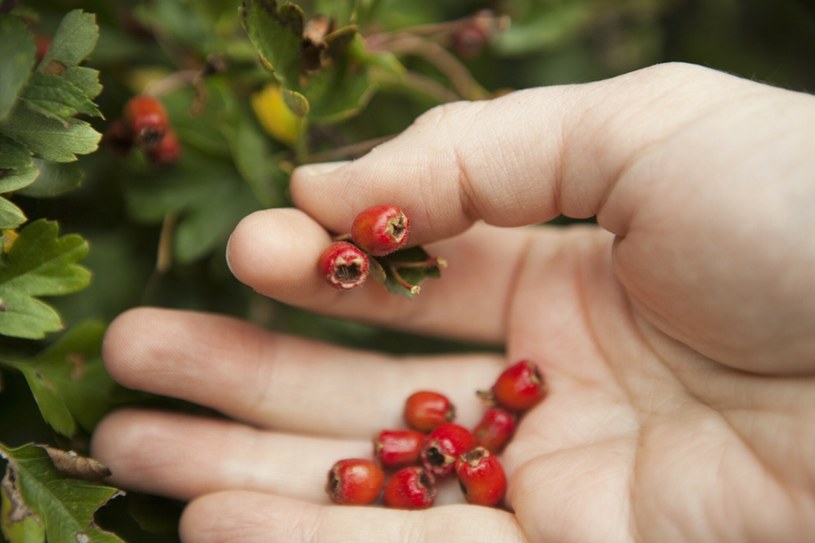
[227,208,335,301]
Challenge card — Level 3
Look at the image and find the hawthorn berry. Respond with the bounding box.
[123,95,169,149]
[374,429,425,469]
[420,422,476,478]
[482,359,546,412]
[318,241,369,289]
[404,390,455,433]
[148,129,181,165]
[350,205,410,256]
[326,458,384,505]
[473,407,516,453]
[103,119,133,155]
[455,446,507,507]
[383,466,436,509]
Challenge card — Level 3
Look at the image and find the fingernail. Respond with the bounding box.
[293,161,350,179]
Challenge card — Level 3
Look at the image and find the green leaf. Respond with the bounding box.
[304,57,375,122]
[0,16,36,122]
[0,137,38,195]
[38,10,99,72]
[0,219,90,339]
[2,322,115,436]
[62,67,102,101]
[0,443,124,543]
[0,107,101,162]
[240,0,305,86]
[374,246,445,298]
[18,160,83,198]
[1,481,45,543]
[226,120,281,207]
[21,72,102,124]
[0,197,26,230]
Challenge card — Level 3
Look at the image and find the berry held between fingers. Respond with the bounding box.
[350,205,410,256]
[318,241,370,289]
[326,458,385,505]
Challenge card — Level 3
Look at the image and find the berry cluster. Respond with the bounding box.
[318,205,445,295]
[326,360,546,509]
[104,95,180,165]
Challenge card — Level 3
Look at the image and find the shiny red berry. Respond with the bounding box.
[326,458,384,505]
[148,129,181,165]
[420,422,476,478]
[473,407,516,453]
[123,95,169,149]
[350,205,410,256]
[383,466,436,509]
[455,446,507,507]
[404,390,455,433]
[483,360,546,412]
[318,241,369,289]
[374,429,425,469]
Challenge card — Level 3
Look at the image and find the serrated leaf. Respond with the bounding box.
[2,322,115,436]
[0,219,90,339]
[0,137,38,195]
[62,67,102,101]
[240,0,305,86]
[0,197,26,230]
[0,107,101,162]
[0,443,124,543]
[0,16,36,122]
[18,160,83,198]
[21,72,102,124]
[38,10,99,72]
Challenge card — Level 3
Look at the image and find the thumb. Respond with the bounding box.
[290,62,746,244]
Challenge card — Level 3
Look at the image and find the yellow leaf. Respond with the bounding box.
[251,84,303,146]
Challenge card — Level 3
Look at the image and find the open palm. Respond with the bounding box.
[92,63,815,542]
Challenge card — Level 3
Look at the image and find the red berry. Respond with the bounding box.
[473,407,516,453]
[35,34,51,63]
[318,241,369,290]
[383,466,436,509]
[123,95,169,149]
[103,119,133,155]
[404,390,455,433]
[350,205,410,256]
[374,429,425,469]
[420,422,476,478]
[326,458,384,505]
[148,129,181,165]
[484,360,546,412]
[450,23,489,59]
[455,446,507,507]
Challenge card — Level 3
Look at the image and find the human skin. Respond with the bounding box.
[91,63,815,542]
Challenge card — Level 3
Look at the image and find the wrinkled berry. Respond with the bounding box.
[374,429,425,469]
[473,407,516,453]
[383,466,436,509]
[420,422,475,478]
[318,241,370,289]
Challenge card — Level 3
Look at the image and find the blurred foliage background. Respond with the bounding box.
[0,0,813,540]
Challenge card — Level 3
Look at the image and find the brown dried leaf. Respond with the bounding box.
[38,445,111,483]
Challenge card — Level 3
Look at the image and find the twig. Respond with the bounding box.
[301,134,396,164]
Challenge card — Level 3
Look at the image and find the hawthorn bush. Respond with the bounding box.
[0,0,812,541]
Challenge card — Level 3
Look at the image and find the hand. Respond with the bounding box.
[92,63,815,542]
